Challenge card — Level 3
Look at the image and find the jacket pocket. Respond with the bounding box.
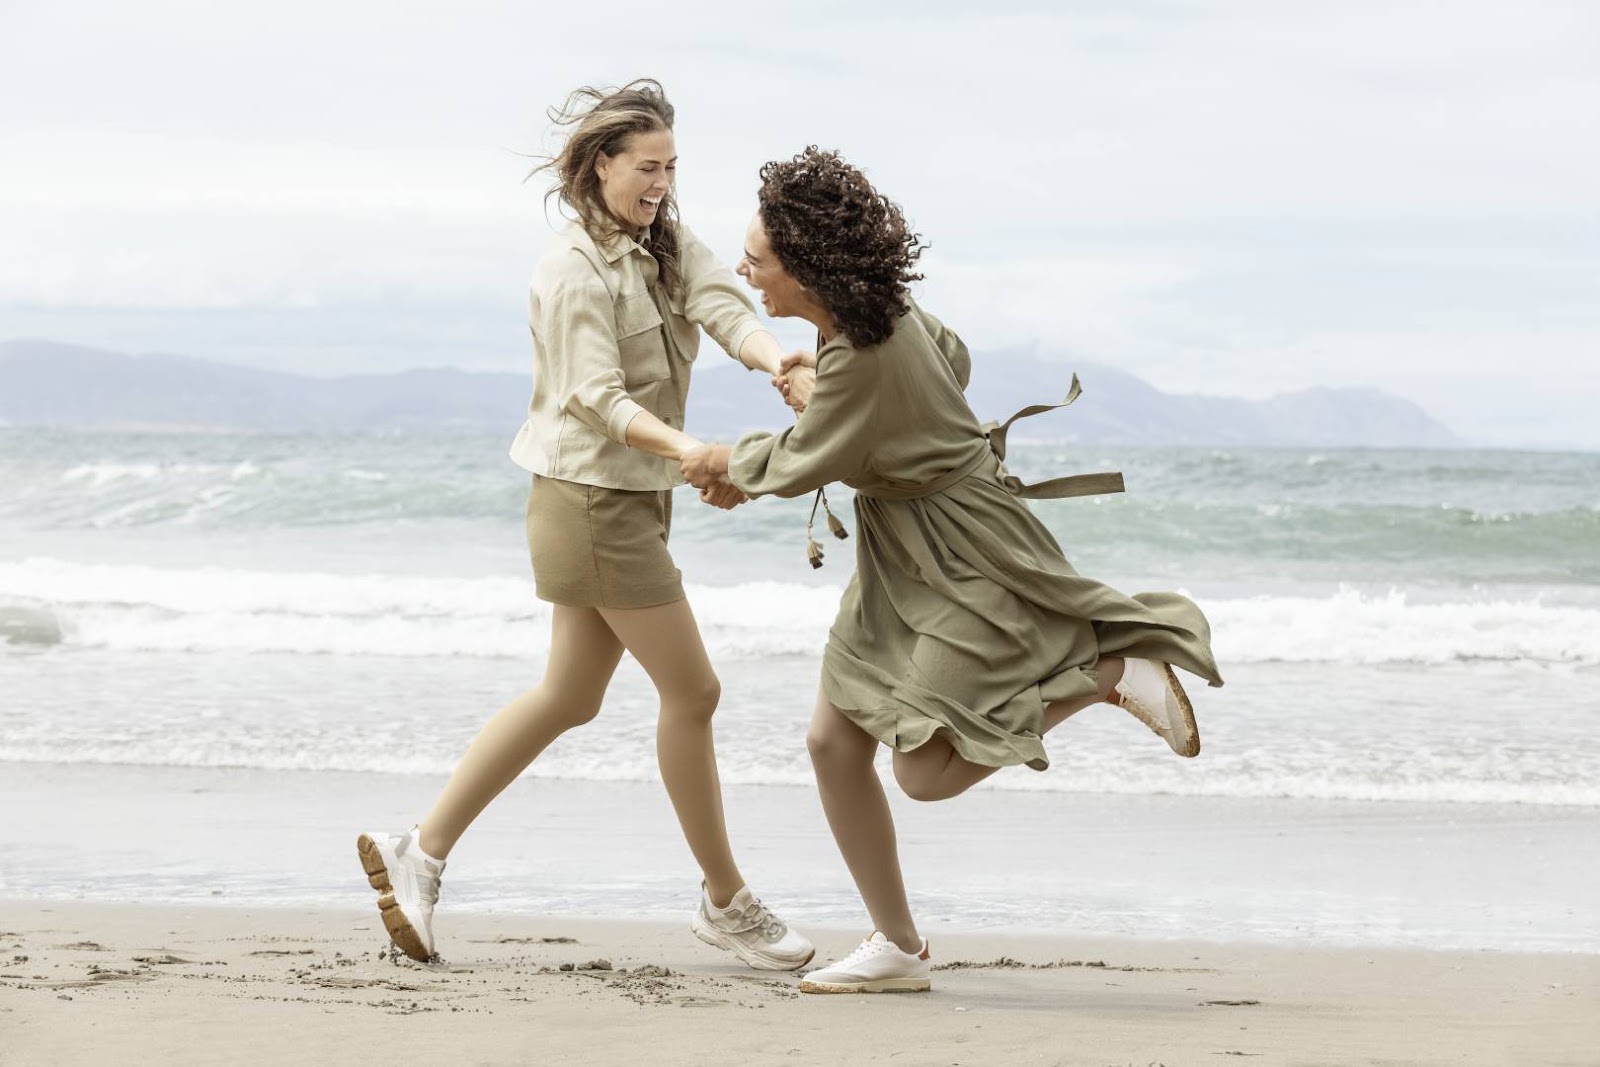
[615,291,670,385]
[660,288,698,365]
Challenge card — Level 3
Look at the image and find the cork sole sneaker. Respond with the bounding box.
[1115,659,1201,758]
[356,833,433,962]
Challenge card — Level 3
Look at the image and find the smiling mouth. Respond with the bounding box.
[639,195,662,212]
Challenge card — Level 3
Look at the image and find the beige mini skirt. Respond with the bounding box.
[525,475,684,609]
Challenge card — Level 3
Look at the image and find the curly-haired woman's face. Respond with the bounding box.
[594,129,676,232]
[736,214,809,320]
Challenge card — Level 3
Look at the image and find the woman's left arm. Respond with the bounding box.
[916,305,972,392]
[678,225,786,374]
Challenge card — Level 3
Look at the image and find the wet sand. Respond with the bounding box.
[2,900,1594,1066]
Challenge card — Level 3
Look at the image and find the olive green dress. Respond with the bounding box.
[728,302,1224,771]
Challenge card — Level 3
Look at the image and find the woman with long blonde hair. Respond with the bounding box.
[356,80,812,971]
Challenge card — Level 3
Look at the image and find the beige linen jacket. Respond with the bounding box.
[508,220,767,490]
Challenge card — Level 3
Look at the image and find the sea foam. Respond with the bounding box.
[4,557,1598,665]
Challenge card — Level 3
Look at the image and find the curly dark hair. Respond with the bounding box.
[757,147,926,347]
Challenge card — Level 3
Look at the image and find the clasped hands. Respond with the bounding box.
[772,350,817,414]
[681,442,741,509]
[683,350,817,511]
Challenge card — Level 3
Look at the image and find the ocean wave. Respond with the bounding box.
[60,461,261,486]
[1204,589,1600,665]
[7,437,1600,589]
[20,465,1600,536]
[0,603,62,646]
[4,557,1599,665]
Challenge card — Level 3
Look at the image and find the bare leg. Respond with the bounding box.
[598,599,745,907]
[891,657,1126,803]
[417,605,625,859]
[807,692,921,953]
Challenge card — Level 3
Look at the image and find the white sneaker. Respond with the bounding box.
[1113,657,1201,757]
[356,827,445,961]
[799,931,932,994]
[690,885,814,971]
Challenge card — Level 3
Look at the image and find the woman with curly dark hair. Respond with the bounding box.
[681,148,1223,994]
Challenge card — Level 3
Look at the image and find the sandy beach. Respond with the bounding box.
[2,900,1594,1067]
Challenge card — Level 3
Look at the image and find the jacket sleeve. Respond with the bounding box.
[534,267,645,445]
[916,305,971,392]
[727,346,880,499]
[678,225,767,361]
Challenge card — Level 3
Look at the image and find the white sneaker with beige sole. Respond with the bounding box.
[799,931,932,994]
[691,884,815,971]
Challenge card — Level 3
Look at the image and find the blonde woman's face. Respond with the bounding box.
[594,129,676,231]
[736,213,806,318]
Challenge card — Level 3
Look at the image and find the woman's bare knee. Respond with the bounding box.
[557,696,604,729]
[807,724,871,774]
[659,673,721,725]
[805,726,840,765]
[807,696,878,776]
[892,741,978,802]
[892,762,953,802]
[528,683,605,731]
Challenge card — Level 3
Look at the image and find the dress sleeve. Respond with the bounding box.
[727,346,880,499]
[536,267,644,444]
[916,305,971,392]
[678,225,766,360]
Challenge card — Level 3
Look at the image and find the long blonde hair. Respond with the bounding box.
[532,79,682,299]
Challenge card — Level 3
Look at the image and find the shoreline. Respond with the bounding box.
[6,892,1600,960]
[3,900,1594,1066]
[6,761,1598,956]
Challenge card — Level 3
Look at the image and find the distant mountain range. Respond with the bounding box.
[0,339,1460,447]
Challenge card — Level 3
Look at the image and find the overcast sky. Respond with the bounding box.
[2,1,1596,447]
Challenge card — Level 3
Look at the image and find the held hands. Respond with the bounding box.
[681,443,744,510]
[698,481,747,510]
[681,345,813,512]
[771,350,817,413]
[680,443,732,487]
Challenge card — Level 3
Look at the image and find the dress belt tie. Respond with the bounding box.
[805,373,1125,565]
[981,373,1126,500]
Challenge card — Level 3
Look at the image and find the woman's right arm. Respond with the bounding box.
[539,266,729,479]
[539,269,651,446]
[623,410,702,462]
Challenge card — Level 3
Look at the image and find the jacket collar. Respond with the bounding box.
[568,220,650,265]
